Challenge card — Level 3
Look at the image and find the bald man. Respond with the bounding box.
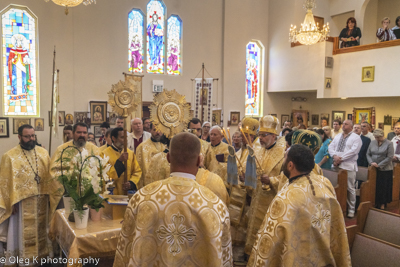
[127,117,151,153]
[328,119,362,218]
[114,133,232,267]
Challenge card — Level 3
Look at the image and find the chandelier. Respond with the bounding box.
[289,0,329,45]
[44,0,96,15]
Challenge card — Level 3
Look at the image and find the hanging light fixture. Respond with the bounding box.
[44,0,96,15]
[289,0,330,45]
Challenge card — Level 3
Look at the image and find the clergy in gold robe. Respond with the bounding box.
[245,115,286,255]
[145,150,228,204]
[248,144,351,267]
[50,123,100,182]
[0,125,63,265]
[210,126,230,185]
[100,127,141,195]
[135,123,166,188]
[114,132,232,267]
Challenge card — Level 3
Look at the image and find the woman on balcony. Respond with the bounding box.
[392,16,400,39]
[339,17,362,48]
[367,129,394,209]
[377,17,397,42]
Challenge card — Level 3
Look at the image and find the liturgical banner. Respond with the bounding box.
[194,78,213,122]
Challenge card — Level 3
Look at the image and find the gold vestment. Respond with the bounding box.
[113,176,233,267]
[245,137,286,254]
[200,139,220,173]
[0,145,63,262]
[210,141,230,185]
[135,139,166,188]
[100,147,141,195]
[99,144,108,152]
[145,152,228,204]
[248,172,351,267]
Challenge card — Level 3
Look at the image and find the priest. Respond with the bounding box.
[113,132,232,267]
[50,123,100,181]
[210,125,230,184]
[101,127,141,195]
[135,123,166,188]
[248,145,351,266]
[0,125,63,265]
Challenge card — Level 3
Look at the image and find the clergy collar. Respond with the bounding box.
[170,172,196,180]
[111,144,123,153]
[265,142,276,150]
[151,137,161,143]
[211,141,222,147]
[288,173,309,184]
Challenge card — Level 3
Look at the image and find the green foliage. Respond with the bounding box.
[88,195,108,212]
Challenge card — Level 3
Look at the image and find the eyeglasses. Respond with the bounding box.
[21,134,36,139]
[203,126,211,129]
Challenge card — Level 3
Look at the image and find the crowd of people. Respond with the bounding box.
[338,16,400,48]
[2,113,399,266]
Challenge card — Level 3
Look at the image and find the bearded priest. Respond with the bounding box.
[113,132,232,267]
[0,125,63,265]
[101,127,141,195]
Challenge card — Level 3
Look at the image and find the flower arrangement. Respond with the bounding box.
[57,147,111,215]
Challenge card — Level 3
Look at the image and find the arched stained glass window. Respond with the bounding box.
[245,40,264,117]
[167,15,182,75]
[1,5,39,116]
[146,0,166,74]
[128,9,144,73]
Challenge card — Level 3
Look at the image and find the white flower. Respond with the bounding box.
[81,148,89,160]
[102,164,111,182]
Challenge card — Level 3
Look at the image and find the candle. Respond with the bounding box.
[240,127,250,145]
[227,127,232,145]
[246,126,253,147]
[221,128,229,145]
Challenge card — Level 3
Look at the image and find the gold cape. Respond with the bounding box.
[210,141,230,185]
[113,176,233,267]
[145,152,228,204]
[245,137,286,254]
[135,139,166,188]
[0,145,62,225]
[248,172,351,267]
[100,146,142,195]
[199,139,220,174]
[99,144,108,152]
[50,140,100,183]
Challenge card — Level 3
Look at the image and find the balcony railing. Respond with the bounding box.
[333,37,400,55]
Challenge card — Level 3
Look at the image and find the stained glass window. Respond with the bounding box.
[146,0,166,74]
[245,40,264,117]
[167,15,181,75]
[1,5,38,116]
[128,9,144,73]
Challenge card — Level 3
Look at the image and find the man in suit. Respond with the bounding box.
[353,123,371,167]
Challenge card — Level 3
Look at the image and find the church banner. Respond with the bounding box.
[194,78,213,122]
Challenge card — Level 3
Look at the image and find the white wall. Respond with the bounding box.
[362,0,378,45]
[377,0,400,30]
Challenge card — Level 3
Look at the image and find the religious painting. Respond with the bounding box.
[200,89,208,105]
[90,101,107,125]
[378,122,384,129]
[34,118,44,131]
[245,40,264,117]
[325,78,332,89]
[94,126,102,138]
[320,113,329,127]
[392,117,400,130]
[312,114,319,125]
[128,9,144,73]
[292,110,308,128]
[332,111,346,125]
[212,109,222,126]
[13,118,30,134]
[74,112,89,124]
[281,115,289,128]
[1,5,39,116]
[353,107,375,129]
[362,66,375,82]
[384,115,392,125]
[347,114,353,120]
[147,0,166,74]
[230,112,240,126]
[108,112,117,125]
[167,15,182,75]
[59,111,65,126]
[65,113,74,125]
[0,118,9,138]
[325,57,333,68]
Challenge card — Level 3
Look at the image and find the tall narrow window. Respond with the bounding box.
[128,9,144,73]
[1,5,38,116]
[146,0,166,74]
[245,40,264,117]
[167,15,182,75]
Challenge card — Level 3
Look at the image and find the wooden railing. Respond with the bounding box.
[332,37,400,55]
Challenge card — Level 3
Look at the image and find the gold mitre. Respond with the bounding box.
[149,89,191,138]
[242,117,259,135]
[259,115,279,135]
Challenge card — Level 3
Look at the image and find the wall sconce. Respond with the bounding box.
[291,97,307,102]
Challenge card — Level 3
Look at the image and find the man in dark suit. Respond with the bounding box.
[353,123,371,166]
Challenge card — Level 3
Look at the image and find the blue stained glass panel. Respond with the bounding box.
[245,41,264,117]
[128,9,144,73]
[167,15,182,75]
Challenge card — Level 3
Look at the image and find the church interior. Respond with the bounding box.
[1,0,400,266]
